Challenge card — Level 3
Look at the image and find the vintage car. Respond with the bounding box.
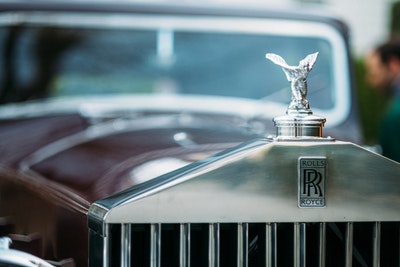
[0,1,399,267]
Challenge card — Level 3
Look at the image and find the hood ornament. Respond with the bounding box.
[266,52,330,140]
[266,52,318,114]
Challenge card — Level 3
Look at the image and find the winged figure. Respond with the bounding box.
[266,52,318,111]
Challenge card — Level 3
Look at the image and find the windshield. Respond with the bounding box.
[0,12,348,117]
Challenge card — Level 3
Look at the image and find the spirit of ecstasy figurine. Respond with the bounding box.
[265,52,319,114]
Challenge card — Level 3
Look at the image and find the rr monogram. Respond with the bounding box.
[298,157,326,208]
[303,169,323,197]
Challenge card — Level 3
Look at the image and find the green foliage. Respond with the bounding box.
[353,57,389,145]
[390,1,400,37]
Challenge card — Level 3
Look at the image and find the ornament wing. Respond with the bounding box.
[299,52,319,70]
[265,53,291,69]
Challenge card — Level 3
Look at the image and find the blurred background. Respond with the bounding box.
[324,0,400,147]
[297,0,399,146]
[318,0,400,147]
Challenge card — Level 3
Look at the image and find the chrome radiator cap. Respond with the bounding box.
[273,113,327,139]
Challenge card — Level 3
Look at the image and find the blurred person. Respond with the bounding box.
[365,39,400,162]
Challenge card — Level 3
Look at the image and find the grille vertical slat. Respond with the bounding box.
[104,224,110,267]
[121,224,131,267]
[294,223,306,267]
[208,223,220,267]
[180,223,191,267]
[237,223,249,267]
[373,222,381,267]
[265,223,277,267]
[151,223,161,267]
[345,222,353,267]
[319,222,326,267]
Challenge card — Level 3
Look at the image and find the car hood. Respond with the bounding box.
[0,97,264,206]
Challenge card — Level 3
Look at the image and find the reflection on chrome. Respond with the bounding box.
[130,157,190,185]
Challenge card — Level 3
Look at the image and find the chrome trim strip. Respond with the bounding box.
[294,223,306,267]
[319,223,326,267]
[180,223,191,267]
[265,223,277,267]
[372,222,381,267]
[150,224,161,267]
[208,223,220,267]
[121,224,131,267]
[345,222,353,267]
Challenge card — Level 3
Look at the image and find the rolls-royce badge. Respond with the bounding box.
[298,157,326,208]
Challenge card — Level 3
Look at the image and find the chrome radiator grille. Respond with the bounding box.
[93,221,400,267]
[88,139,400,267]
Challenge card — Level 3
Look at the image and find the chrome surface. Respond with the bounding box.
[150,223,161,267]
[267,52,327,139]
[319,223,326,267]
[179,223,190,266]
[0,237,11,249]
[273,114,327,139]
[266,53,318,113]
[103,224,110,267]
[209,223,220,267]
[294,223,306,267]
[237,223,249,267]
[372,222,381,267]
[121,224,131,267]
[265,223,277,267]
[0,237,55,267]
[345,222,353,267]
[90,140,400,223]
